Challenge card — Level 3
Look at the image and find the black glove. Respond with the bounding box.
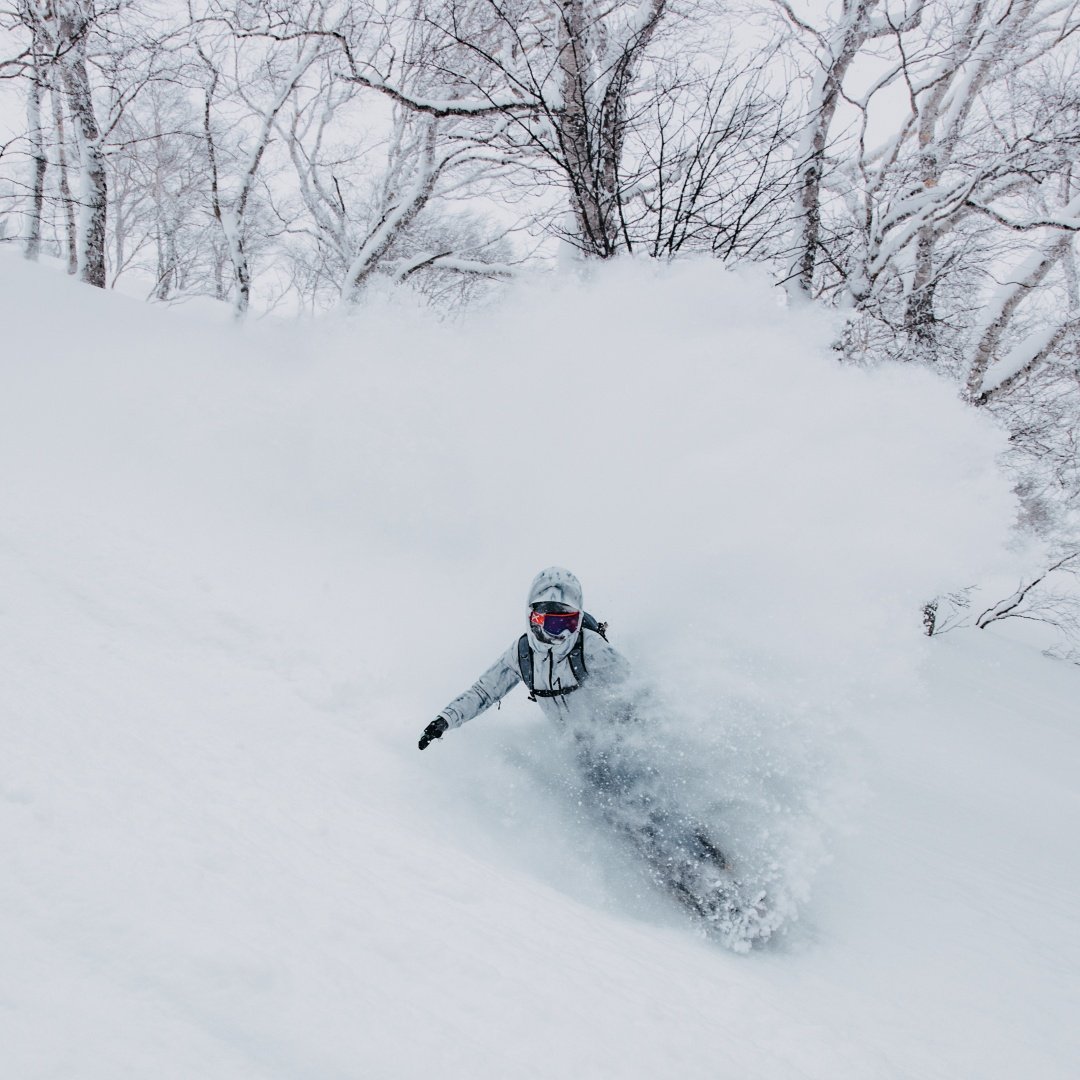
[418,716,449,750]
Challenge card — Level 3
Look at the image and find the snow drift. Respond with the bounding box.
[3,252,1073,1078]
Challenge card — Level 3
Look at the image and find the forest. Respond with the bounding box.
[2,0,1078,647]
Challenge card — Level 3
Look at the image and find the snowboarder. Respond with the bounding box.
[417,566,775,946]
[417,566,631,750]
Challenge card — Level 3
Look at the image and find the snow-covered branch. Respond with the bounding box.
[344,71,527,118]
[976,552,1080,629]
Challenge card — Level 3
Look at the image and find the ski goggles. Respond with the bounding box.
[529,609,581,636]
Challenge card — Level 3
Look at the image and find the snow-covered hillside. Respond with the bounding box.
[2,254,1077,1078]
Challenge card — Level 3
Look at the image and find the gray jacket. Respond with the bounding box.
[439,628,632,730]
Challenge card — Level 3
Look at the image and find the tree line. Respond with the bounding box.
[2,0,1078,642]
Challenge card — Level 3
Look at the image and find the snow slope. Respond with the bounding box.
[1,254,1077,1078]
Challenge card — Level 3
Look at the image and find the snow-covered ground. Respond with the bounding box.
[2,254,1077,1078]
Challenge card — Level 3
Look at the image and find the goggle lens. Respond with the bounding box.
[530,610,581,636]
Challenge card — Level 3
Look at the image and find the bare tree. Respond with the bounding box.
[7,1,174,286]
[255,3,521,307]
[614,55,796,260]
[2,0,796,302]
[19,0,110,286]
[20,2,47,260]
[764,0,1080,650]
[772,0,924,298]
[190,0,327,315]
[341,1,778,260]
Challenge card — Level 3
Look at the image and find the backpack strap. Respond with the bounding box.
[518,614,608,701]
[517,634,535,699]
[567,632,588,685]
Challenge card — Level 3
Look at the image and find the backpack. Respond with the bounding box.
[517,614,608,701]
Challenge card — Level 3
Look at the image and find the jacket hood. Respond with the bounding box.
[527,567,583,659]
[527,567,583,610]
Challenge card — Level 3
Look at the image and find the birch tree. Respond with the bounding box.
[774,0,917,298]
[19,0,111,286]
[19,3,46,260]
[344,1,759,259]
[190,0,326,315]
[7,0,173,285]
[776,0,1080,636]
[100,81,217,297]
[274,11,520,307]
[774,0,1079,389]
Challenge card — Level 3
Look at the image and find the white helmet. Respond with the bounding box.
[527,566,583,610]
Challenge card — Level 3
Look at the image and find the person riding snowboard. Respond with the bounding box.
[418,567,631,750]
[417,567,774,946]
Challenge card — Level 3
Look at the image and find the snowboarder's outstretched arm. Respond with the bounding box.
[418,644,521,749]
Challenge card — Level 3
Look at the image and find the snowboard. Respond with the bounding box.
[575,741,779,949]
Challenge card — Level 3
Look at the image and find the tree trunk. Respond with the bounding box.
[905,100,940,344]
[904,226,937,347]
[341,119,441,302]
[155,221,179,301]
[50,76,79,275]
[555,0,607,257]
[964,233,1073,402]
[787,0,877,299]
[24,40,48,261]
[59,24,107,288]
